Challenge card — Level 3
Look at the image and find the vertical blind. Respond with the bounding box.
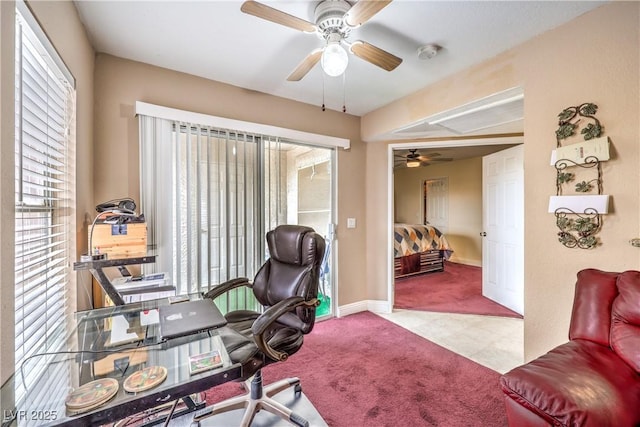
[140,117,264,311]
[139,115,331,313]
[14,7,75,402]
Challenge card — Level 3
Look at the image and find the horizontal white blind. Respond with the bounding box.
[14,8,75,402]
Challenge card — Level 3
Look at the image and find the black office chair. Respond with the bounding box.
[197,225,325,427]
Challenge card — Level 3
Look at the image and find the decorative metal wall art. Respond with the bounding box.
[551,103,609,249]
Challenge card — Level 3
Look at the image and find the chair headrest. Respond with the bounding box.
[266,225,319,266]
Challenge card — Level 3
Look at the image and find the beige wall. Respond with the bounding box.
[93,54,367,310]
[364,2,640,361]
[0,1,94,382]
[394,157,483,266]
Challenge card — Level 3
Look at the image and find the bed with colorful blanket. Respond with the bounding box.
[394,223,453,278]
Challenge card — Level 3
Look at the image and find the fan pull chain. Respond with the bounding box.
[321,72,326,111]
[342,72,347,113]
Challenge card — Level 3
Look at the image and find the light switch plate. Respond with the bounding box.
[347,218,356,229]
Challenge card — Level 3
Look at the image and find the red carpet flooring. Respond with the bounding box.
[394,262,522,318]
[205,311,507,426]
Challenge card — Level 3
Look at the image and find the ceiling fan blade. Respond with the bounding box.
[344,0,392,27]
[241,1,316,33]
[350,40,402,71]
[287,49,323,81]
[430,158,454,162]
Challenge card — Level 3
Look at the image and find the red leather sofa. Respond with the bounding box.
[500,269,640,427]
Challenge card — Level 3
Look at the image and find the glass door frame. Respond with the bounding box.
[260,139,336,319]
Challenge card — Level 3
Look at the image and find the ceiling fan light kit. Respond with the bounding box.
[321,34,349,77]
[406,159,421,168]
[241,0,402,84]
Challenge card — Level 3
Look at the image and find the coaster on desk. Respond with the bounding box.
[123,365,167,393]
[65,378,119,414]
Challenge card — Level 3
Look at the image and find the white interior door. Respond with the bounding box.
[482,145,524,315]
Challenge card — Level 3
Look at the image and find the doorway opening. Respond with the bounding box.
[386,138,525,373]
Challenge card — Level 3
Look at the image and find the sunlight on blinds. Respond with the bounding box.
[14,6,75,404]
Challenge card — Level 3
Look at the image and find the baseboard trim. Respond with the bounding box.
[449,258,482,267]
[367,300,392,314]
[337,300,391,317]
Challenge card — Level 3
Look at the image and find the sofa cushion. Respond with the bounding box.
[500,340,640,427]
[611,270,640,372]
[569,269,619,346]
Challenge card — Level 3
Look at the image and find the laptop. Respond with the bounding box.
[159,299,227,341]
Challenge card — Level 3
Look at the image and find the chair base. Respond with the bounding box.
[193,370,309,427]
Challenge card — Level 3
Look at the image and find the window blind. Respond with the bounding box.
[139,112,334,314]
[14,7,75,402]
[139,118,262,312]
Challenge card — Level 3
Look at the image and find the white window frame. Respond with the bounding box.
[14,1,76,403]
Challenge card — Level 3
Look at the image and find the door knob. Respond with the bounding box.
[480,232,487,237]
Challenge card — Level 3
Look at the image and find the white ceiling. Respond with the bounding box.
[74,0,606,117]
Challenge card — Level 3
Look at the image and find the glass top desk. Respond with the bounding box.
[0,296,241,426]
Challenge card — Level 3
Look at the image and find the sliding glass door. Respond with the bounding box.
[263,139,335,317]
[140,119,335,317]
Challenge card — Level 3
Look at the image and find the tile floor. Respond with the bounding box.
[377,309,524,374]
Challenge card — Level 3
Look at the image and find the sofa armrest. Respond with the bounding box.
[500,340,640,427]
[503,397,551,427]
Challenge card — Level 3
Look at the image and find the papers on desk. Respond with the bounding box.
[105,315,144,347]
[113,272,176,303]
[112,272,170,291]
[140,309,159,326]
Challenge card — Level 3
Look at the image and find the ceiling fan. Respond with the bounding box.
[240,0,402,81]
[394,149,454,168]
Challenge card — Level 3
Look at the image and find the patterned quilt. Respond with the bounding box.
[394,223,453,259]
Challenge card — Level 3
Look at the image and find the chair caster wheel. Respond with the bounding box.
[294,383,302,397]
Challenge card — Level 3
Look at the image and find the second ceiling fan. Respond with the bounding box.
[241,0,402,81]
[395,149,454,168]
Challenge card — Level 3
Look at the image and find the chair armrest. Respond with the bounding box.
[252,297,319,362]
[202,277,251,300]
